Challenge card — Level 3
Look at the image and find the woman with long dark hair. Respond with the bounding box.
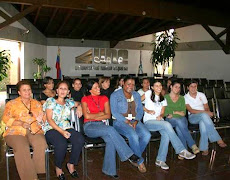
[143,80,195,170]
[82,80,140,179]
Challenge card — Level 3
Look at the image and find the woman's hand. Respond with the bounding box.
[125,120,133,128]
[36,112,44,123]
[61,130,71,139]
[156,116,163,121]
[147,110,155,115]
[167,114,173,118]
[22,122,31,129]
[76,106,83,118]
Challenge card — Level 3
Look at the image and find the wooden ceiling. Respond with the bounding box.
[1,0,230,42]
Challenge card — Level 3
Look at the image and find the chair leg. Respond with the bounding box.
[45,149,50,180]
[85,148,88,177]
[82,147,85,176]
[6,153,9,180]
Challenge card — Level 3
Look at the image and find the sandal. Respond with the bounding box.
[218,141,227,148]
[202,150,209,156]
[138,163,147,173]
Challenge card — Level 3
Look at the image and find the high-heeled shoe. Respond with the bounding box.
[66,163,79,178]
[57,173,65,180]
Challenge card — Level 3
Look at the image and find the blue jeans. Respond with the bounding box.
[84,121,134,176]
[113,120,151,165]
[189,113,221,151]
[144,120,185,162]
[166,116,196,149]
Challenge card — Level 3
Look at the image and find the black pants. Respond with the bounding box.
[45,129,85,169]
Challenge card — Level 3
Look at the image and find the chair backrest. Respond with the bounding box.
[225,91,230,99]
[207,98,216,118]
[216,80,224,87]
[208,80,216,87]
[204,87,214,99]
[214,87,225,99]
[216,99,230,120]
[200,78,208,86]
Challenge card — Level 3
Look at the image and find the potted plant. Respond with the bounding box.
[0,50,11,136]
[0,50,11,81]
[32,58,51,79]
[151,30,179,77]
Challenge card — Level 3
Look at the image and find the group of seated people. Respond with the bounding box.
[1,75,227,180]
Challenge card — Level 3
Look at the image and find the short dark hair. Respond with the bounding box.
[171,79,182,87]
[72,78,81,84]
[123,75,135,83]
[42,76,53,85]
[187,80,198,87]
[16,80,31,92]
[140,78,149,85]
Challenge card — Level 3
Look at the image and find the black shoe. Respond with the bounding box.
[103,172,119,179]
[128,154,140,167]
[57,173,65,180]
[66,164,79,178]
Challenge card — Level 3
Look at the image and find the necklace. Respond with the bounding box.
[91,95,101,112]
[21,100,33,117]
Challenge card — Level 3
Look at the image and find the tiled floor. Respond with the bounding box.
[1,130,230,180]
[0,96,230,179]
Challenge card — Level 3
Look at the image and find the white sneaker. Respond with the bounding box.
[179,149,196,160]
[155,160,169,170]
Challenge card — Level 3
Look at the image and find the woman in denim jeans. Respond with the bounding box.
[110,76,151,173]
[184,80,227,155]
[143,80,196,170]
[164,80,199,154]
[82,80,140,179]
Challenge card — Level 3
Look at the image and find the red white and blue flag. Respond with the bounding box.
[55,47,62,79]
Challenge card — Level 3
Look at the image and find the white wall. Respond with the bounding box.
[173,24,230,81]
[46,46,153,78]
[23,42,47,79]
[173,50,230,81]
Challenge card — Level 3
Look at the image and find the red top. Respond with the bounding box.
[81,95,109,123]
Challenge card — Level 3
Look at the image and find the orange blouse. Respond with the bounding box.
[2,97,44,137]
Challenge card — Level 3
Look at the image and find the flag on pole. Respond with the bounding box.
[55,47,62,79]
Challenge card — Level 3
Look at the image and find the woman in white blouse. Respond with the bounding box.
[143,80,195,170]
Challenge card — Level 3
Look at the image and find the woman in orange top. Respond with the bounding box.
[2,80,47,180]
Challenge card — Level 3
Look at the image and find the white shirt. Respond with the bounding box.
[137,88,149,104]
[184,92,208,115]
[143,90,167,123]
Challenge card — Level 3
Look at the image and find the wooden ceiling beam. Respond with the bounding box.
[104,16,131,39]
[131,19,156,38]
[80,13,104,38]
[202,25,230,54]
[56,9,73,35]
[68,11,88,37]
[92,14,117,39]
[44,8,58,34]
[1,0,230,27]
[0,5,39,30]
[33,6,41,25]
[0,9,11,20]
[20,4,24,12]
[217,28,229,38]
[119,17,144,39]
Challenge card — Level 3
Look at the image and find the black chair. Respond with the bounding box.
[75,115,107,176]
[215,98,230,126]
[216,80,224,88]
[208,80,216,87]
[200,78,208,86]
[204,87,214,99]
[225,82,230,91]
[214,87,225,99]
[8,94,19,100]
[225,91,230,98]
[81,74,90,77]
[96,74,104,77]
[197,85,205,93]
